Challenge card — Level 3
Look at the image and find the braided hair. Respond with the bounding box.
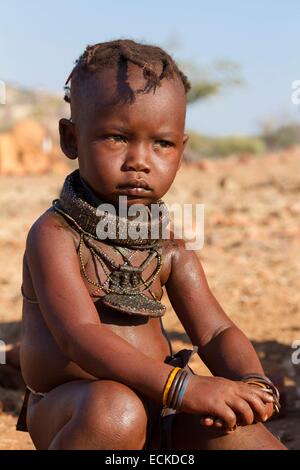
[64,39,190,104]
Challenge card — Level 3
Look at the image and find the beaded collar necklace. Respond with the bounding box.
[52,170,169,317]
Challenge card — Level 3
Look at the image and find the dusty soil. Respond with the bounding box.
[0,150,300,449]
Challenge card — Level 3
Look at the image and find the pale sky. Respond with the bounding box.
[1,0,300,135]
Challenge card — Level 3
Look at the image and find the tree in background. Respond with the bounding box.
[186,59,243,104]
[260,120,300,150]
[164,34,243,105]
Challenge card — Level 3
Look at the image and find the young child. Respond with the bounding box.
[17,39,286,450]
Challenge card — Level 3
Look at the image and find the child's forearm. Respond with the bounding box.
[60,322,174,402]
[198,325,265,379]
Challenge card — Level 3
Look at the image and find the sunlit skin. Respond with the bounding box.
[20,65,286,449]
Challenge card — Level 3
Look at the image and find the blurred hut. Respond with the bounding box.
[0,117,69,175]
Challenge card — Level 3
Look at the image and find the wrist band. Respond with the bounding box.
[162,348,197,412]
[169,370,188,409]
[176,372,193,410]
[166,369,182,408]
[163,368,193,412]
[162,367,182,406]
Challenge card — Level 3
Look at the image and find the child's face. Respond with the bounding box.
[60,65,188,206]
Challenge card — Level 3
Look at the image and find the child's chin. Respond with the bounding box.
[125,196,154,206]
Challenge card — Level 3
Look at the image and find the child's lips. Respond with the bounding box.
[118,186,152,197]
[117,180,152,196]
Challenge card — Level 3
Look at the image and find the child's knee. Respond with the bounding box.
[76,380,148,448]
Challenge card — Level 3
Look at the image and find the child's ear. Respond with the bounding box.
[178,133,189,170]
[183,133,189,150]
[59,118,78,160]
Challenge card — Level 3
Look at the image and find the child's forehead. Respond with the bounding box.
[81,63,164,95]
[71,66,186,123]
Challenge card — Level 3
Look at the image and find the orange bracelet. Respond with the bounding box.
[162,367,182,406]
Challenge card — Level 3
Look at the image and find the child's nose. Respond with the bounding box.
[122,142,151,173]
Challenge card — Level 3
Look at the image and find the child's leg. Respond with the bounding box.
[26,379,148,449]
[171,413,287,450]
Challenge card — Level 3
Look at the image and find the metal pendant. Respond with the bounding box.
[101,291,166,317]
[100,263,165,317]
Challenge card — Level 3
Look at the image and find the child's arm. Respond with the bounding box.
[166,239,265,379]
[26,214,273,429]
[165,239,275,424]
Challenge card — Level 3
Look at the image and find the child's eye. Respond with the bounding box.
[154,140,174,148]
[104,135,127,143]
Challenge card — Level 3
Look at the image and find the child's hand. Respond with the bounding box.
[199,384,275,429]
[179,375,274,431]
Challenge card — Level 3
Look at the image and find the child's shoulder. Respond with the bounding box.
[161,232,191,257]
[25,207,80,256]
[160,233,194,284]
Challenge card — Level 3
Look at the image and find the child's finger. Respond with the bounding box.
[216,405,237,430]
[213,419,224,428]
[243,393,271,422]
[256,402,274,423]
[240,385,277,423]
[264,402,275,419]
[200,416,226,428]
[231,398,254,426]
[200,416,215,426]
[244,383,274,402]
[242,383,274,405]
[255,389,274,403]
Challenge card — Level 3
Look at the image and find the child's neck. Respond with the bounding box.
[53,169,169,249]
[79,174,108,208]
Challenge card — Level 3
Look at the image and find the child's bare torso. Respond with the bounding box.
[20,209,173,393]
